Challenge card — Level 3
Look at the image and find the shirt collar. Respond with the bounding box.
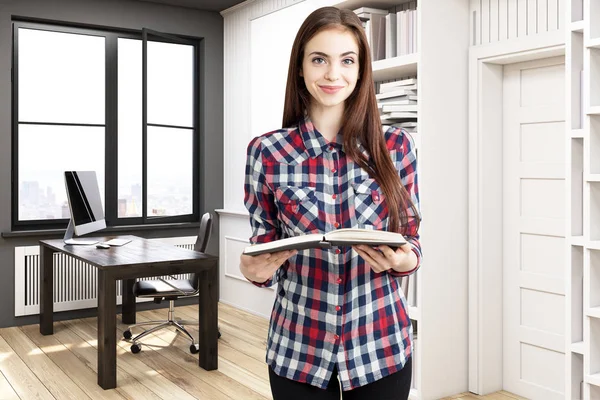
[299,115,371,159]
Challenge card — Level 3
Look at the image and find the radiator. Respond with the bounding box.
[14,236,198,317]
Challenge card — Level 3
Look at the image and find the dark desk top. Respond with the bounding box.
[39,235,217,270]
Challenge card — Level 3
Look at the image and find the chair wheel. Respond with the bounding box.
[190,344,199,354]
[131,344,141,354]
[123,330,132,340]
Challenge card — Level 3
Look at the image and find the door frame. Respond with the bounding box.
[468,30,565,395]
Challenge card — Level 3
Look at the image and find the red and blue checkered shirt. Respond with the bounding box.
[244,115,421,391]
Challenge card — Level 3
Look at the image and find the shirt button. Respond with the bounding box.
[337,278,342,284]
[332,168,337,174]
[334,334,340,341]
[334,222,340,228]
[329,145,335,151]
[335,305,341,311]
[332,194,337,199]
[335,249,341,254]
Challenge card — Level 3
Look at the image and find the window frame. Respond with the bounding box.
[11,19,202,231]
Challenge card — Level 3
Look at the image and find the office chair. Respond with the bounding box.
[123,212,220,354]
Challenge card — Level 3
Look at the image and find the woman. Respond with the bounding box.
[240,6,421,400]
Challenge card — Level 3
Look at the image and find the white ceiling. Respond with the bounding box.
[134,0,247,12]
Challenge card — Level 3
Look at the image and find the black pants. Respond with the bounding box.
[269,357,412,400]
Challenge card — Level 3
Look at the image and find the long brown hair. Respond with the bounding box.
[282,6,419,233]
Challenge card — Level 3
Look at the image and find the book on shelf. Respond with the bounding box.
[353,7,389,17]
[380,84,417,93]
[385,13,397,59]
[380,112,418,122]
[396,8,417,57]
[376,89,416,100]
[378,99,416,107]
[378,95,418,105]
[382,104,418,113]
[379,78,417,92]
[243,228,407,256]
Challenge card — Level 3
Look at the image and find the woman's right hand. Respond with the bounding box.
[239,249,297,283]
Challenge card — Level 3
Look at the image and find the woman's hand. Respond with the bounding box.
[353,243,417,274]
[239,249,297,283]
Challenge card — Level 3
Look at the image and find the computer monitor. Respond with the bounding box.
[63,171,106,245]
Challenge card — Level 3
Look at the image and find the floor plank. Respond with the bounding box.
[0,303,527,400]
[0,370,20,400]
[63,318,198,400]
[1,326,91,400]
[52,321,162,400]
[0,335,55,400]
[113,309,267,400]
[19,324,125,400]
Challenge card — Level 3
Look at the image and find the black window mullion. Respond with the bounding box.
[105,33,118,226]
[142,29,148,223]
[193,41,201,220]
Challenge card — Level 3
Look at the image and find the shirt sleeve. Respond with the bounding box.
[244,136,283,288]
[388,128,422,277]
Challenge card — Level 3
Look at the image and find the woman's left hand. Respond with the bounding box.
[353,243,417,274]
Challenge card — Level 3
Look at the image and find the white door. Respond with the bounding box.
[503,56,566,400]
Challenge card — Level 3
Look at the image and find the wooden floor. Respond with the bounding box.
[0,303,526,400]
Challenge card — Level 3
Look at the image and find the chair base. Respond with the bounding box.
[124,300,198,353]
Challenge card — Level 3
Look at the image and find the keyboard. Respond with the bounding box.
[103,238,132,247]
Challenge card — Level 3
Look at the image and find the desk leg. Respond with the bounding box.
[40,245,54,335]
[98,270,117,389]
[198,265,218,370]
[121,279,136,325]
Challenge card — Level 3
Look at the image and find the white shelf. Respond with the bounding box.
[571,236,585,246]
[408,305,420,321]
[587,106,600,115]
[588,373,600,387]
[588,37,600,49]
[571,341,585,355]
[586,307,600,319]
[586,174,600,182]
[571,20,584,32]
[333,0,411,10]
[587,241,600,250]
[372,54,418,81]
[571,128,584,138]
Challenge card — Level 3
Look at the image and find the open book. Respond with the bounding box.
[243,228,406,256]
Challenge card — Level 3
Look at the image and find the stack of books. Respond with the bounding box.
[377,77,418,130]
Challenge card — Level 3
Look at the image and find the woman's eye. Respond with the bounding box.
[342,58,355,65]
[312,57,326,64]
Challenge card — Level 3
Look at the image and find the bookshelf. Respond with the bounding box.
[328,0,469,399]
[567,0,600,398]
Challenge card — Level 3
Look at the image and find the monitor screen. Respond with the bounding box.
[64,171,106,238]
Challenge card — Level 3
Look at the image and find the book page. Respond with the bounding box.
[244,233,323,255]
[325,228,406,243]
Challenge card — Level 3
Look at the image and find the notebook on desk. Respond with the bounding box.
[104,238,132,247]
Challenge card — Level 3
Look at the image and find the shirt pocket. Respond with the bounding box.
[351,178,386,230]
[274,186,321,235]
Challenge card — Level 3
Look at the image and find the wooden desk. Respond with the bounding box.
[38,235,219,390]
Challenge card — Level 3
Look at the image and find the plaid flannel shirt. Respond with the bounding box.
[244,115,421,391]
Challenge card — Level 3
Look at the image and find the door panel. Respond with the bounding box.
[503,56,566,400]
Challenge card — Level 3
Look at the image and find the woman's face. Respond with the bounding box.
[301,27,360,112]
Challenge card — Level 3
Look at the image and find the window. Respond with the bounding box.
[12,21,200,230]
